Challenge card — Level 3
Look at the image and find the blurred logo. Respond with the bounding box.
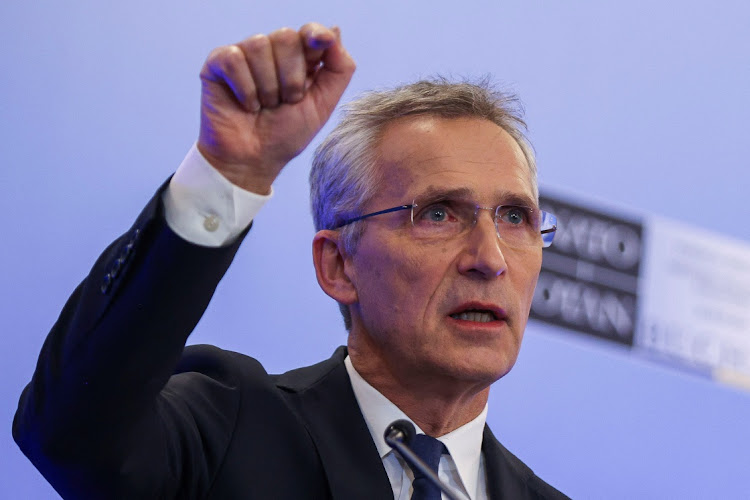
[531,193,643,346]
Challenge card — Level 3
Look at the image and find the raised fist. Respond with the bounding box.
[197,23,355,194]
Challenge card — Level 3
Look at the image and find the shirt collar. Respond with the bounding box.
[344,355,488,498]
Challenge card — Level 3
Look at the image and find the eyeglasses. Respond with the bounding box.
[333,196,557,248]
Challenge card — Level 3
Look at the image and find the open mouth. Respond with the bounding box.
[449,309,501,323]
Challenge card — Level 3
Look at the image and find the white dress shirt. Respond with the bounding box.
[345,356,488,500]
[163,146,490,499]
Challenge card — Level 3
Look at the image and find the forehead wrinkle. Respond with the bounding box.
[397,149,533,197]
[404,150,519,169]
[411,153,453,165]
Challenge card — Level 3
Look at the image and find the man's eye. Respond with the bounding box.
[425,206,448,222]
[416,202,456,223]
[499,206,528,225]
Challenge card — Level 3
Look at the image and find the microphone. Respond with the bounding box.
[384,420,470,500]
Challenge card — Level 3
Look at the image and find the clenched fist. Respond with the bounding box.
[197,23,356,194]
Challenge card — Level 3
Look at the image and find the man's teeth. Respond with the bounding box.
[451,311,495,323]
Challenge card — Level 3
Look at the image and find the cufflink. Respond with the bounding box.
[203,214,220,232]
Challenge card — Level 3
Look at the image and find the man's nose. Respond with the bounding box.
[456,209,507,279]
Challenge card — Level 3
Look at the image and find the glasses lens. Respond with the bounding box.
[493,205,545,247]
[410,198,473,239]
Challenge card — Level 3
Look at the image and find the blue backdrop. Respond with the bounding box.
[2,1,749,498]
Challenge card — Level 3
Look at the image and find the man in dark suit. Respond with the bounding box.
[14,23,568,499]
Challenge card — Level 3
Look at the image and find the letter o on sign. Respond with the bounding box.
[602,224,640,270]
[531,273,559,317]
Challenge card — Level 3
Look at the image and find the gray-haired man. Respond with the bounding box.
[15,23,568,499]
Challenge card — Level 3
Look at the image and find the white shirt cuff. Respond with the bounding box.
[162,144,272,247]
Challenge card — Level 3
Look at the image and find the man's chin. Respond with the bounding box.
[435,354,518,389]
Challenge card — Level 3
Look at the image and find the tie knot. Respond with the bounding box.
[411,434,446,476]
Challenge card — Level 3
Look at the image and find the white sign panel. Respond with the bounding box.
[636,216,750,390]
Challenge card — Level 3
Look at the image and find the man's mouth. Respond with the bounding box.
[448,302,507,324]
[449,310,498,323]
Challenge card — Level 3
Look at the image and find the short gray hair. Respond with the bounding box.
[309,77,537,330]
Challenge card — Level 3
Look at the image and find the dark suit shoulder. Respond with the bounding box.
[178,344,268,380]
[178,344,349,392]
[272,345,348,392]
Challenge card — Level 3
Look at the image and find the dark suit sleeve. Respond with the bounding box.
[13,183,249,499]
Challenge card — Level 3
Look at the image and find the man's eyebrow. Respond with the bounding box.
[414,186,474,202]
[500,192,539,210]
[414,186,538,209]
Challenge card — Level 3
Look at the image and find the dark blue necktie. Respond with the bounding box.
[410,434,447,500]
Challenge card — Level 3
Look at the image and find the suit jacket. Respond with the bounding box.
[13,185,569,499]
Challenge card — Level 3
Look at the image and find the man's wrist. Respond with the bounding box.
[162,144,273,247]
[196,143,282,196]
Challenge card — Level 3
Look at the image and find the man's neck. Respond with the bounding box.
[347,341,491,437]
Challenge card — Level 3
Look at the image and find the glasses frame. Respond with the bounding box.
[333,200,557,248]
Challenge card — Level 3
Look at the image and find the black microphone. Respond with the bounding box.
[384,420,470,500]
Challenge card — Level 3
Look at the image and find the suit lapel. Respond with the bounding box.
[276,347,393,500]
[483,425,534,499]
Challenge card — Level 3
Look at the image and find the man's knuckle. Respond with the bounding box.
[226,44,244,58]
[269,27,299,47]
[206,45,238,67]
[246,34,271,53]
[223,46,246,69]
[204,46,225,64]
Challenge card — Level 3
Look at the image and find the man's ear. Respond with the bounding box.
[312,230,358,305]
